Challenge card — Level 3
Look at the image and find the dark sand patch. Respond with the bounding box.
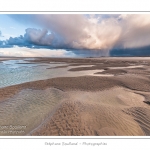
[128,67,146,70]
[143,101,150,105]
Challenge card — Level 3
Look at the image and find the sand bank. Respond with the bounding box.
[0,57,150,136]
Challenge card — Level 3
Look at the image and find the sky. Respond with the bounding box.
[0,14,150,57]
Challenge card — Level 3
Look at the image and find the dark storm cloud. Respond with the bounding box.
[7,14,150,51]
[1,14,150,57]
[1,28,58,48]
[110,46,150,57]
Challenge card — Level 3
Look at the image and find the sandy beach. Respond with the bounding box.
[0,57,150,136]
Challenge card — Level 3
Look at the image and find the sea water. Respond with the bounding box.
[0,59,106,88]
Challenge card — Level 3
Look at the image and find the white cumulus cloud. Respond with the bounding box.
[0,46,76,57]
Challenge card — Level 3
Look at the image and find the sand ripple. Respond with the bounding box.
[0,88,66,135]
[30,87,148,136]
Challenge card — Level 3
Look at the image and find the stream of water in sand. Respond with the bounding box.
[0,59,145,88]
[0,59,105,88]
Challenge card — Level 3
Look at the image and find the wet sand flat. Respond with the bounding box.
[0,57,150,136]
